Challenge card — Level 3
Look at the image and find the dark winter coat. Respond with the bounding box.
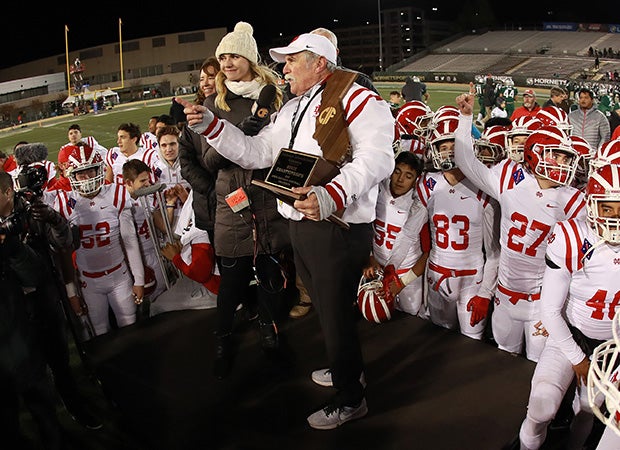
[178,124,218,235]
[0,232,46,387]
[203,91,291,258]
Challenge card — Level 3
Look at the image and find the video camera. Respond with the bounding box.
[15,163,47,200]
[0,164,48,236]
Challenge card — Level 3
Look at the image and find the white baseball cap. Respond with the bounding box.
[269,33,337,65]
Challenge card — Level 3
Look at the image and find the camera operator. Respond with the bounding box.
[12,143,102,430]
[0,170,66,449]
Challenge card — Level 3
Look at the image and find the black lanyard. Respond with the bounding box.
[288,84,325,148]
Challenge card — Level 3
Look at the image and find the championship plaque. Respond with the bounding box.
[251,148,340,204]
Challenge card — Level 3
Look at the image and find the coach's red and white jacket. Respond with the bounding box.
[197,80,395,224]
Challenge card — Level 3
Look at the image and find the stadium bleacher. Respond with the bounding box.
[393,30,620,82]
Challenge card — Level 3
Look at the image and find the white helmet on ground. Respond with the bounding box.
[357,271,394,323]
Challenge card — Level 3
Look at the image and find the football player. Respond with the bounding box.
[588,313,620,450]
[105,122,159,185]
[153,125,190,229]
[500,78,518,118]
[474,124,510,168]
[518,163,620,449]
[60,123,108,161]
[122,159,169,304]
[505,115,543,163]
[393,100,433,159]
[417,115,501,340]
[455,92,585,362]
[362,151,429,317]
[58,144,145,336]
[590,138,620,175]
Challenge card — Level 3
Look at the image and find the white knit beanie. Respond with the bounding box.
[215,22,258,64]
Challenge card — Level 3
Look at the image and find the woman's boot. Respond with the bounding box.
[258,321,279,351]
[213,333,233,380]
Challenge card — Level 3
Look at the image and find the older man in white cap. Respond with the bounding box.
[176,32,395,430]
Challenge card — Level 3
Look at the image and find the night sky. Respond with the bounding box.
[7,1,610,70]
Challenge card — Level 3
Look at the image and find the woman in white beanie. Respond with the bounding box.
[203,21,292,379]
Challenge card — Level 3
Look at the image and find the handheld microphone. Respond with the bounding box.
[255,84,277,119]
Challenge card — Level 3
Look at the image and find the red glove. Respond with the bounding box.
[382,264,403,302]
[467,295,491,326]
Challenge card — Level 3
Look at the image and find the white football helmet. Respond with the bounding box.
[535,106,573,133]
[506,116,543,162]
[523,125,579,186]
[65,143,105,195]
[475,125,509,166]
[586,164,620,244]
[357,272,393,323]
[431,105,458,125]
[588,311,620,438]
[395,100,433,140]
[570,135,595,189]
[591,139,620,175]
[428,117,459,171]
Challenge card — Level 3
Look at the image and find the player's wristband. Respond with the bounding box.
[166,204,176,209]
[65,281,78,298]
[399,269,418,287]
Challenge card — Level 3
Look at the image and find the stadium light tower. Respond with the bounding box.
[378,0,383,71]
[118,18,125,89]
[64,25,71,93]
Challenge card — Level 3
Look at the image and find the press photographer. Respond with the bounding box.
[7,143,102,429]
[0,176,65,448]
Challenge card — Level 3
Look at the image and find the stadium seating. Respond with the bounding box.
[395,30,620,79]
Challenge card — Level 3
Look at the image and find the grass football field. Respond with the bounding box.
[0,83,488,163]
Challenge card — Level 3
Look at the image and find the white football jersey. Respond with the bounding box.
[174,191,216,270]
[373,177,427,270]
[454,120,586,294]
[61,136,108,161]
[43,159,57,182]
[140,132,159,152]
[128,197,157,255]
[491,159,585,293]
[105,147,160,185]
[60,183,132,273]
[544,218,620,344]
[152,159,190,192]
[417,172,495,269]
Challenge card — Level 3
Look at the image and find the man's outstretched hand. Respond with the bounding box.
[174,97,214,135]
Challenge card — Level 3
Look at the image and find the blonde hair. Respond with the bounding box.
[214,61,284,112]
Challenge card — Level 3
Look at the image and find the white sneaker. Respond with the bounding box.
[307,398,368,430]
[311,368,366,388]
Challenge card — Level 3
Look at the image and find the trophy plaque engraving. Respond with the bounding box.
[251,148,340,204]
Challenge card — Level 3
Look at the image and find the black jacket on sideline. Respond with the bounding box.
[202,91,291,259]
[178,124,218,238]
